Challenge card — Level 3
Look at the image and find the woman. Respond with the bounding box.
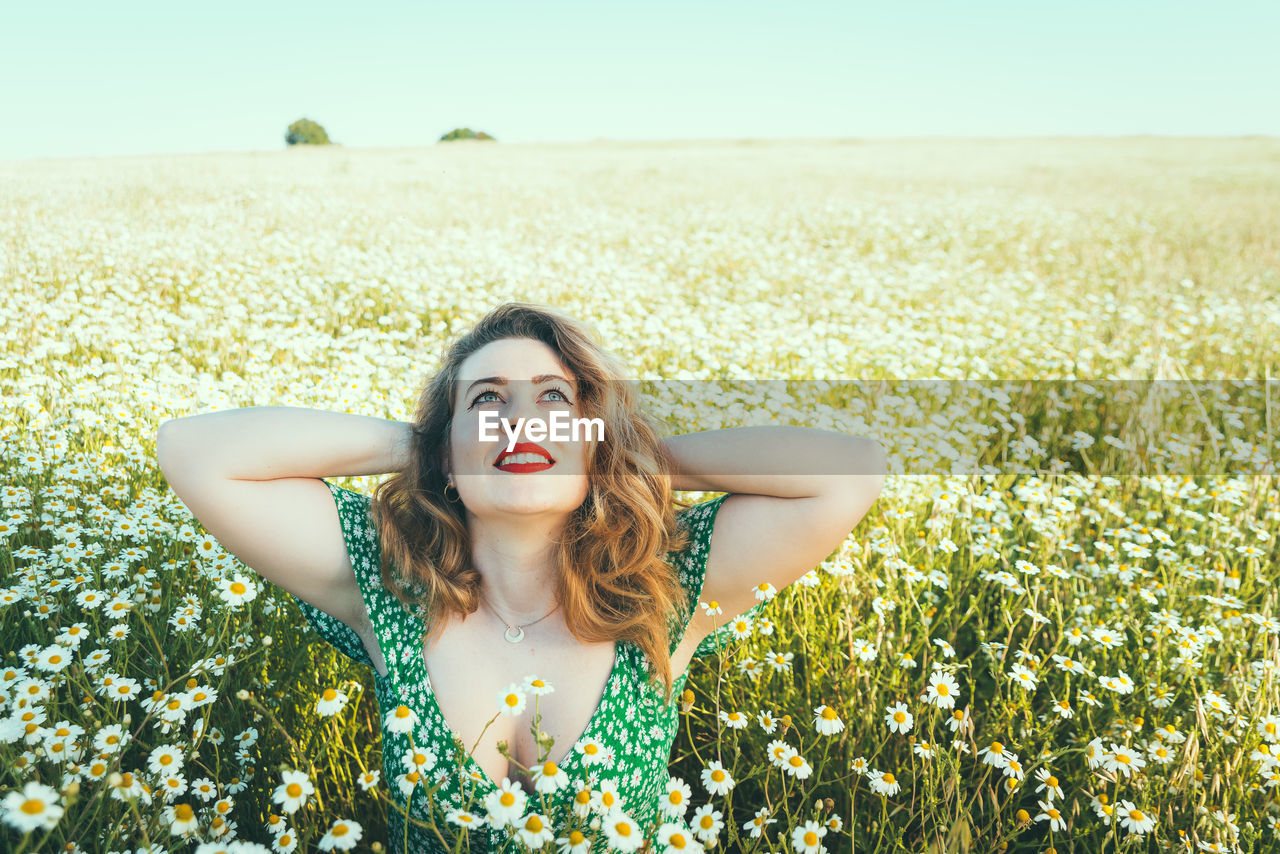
[155,301,886,852]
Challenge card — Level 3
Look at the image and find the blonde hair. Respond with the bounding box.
[371,301,693,704]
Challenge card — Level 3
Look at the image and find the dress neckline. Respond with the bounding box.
[408,635,625,793]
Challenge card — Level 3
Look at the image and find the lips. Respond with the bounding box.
[494,442,556,468]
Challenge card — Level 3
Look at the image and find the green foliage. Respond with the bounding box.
[285,118,332,146]
[438,127,496,142]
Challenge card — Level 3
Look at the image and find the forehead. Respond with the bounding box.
[456,337,573,385]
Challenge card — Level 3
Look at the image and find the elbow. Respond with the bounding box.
[852,438,889,479]
[155,420,185,475]
[841,439,887,497]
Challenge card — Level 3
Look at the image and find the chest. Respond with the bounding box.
[422,613,620,790]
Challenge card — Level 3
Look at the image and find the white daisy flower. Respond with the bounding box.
[656,820,704,852]
[924,671,959,709]
[700,760,734,796]
[574,736,608,765]
[867,769,900,796]
[315,688,348,717]
[741,806,776,839]
[884,702,913,734]
[384,704,419,735]
[522,675,554,696]
[658,776,691,819]
[483,778,527,828]
[514,812,555,849]
[495,683,527,716]
[531,760,569,795]
[602,809,644,852]
[689,804,724,844]
[1035,799,1067,831]
[792,819,828,853]
[271,769,313,814]
[1117,799,1156,835]
[813,704,844,735]
[317,817,362,851]
[977,740,1011,769]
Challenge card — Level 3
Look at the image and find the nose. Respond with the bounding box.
[504,384,545,442]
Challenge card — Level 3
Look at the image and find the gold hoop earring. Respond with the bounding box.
[443,480,461,503]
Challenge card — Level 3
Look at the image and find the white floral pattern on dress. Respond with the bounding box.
[291,481,762,853]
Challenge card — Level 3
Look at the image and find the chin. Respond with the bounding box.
[481,493,583,516]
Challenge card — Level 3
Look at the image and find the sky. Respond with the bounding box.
[2,0,1277,161]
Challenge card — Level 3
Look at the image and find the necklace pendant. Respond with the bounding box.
[504,625,525,644]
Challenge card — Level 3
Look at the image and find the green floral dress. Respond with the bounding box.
[291,480,764,853]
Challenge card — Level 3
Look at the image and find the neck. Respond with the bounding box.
[467,513,562,623]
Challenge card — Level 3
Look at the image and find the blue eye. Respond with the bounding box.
[468,386,572,407]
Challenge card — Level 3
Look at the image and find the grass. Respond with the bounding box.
[1,138,1277,852]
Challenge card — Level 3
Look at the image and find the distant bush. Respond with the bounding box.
[438,127,496,142]
[285,118,332,146]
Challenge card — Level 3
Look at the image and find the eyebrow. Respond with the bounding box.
[462,374,576,397]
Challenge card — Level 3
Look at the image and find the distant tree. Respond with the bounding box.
[438,127,496,142]
[285,118,332,146]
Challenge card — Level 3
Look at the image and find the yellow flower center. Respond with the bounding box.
[230,582,246,595]
[323,688,337,701]
[804,831,818,845]
[822,708,838,720]
[569,831,585,844]
[524,816,543,832]
[614,821,632,837]
[789,755,803,767]
[1046,776,1058,787]
[504,694,519,707]
[882,773,895,784]
[542,762,558,776]
[669,790,683,804]
[990,742,1003,754]
[584,743,598,755]
[893,712,906,723]
[500,792,515,807]
[21,799,45,815]
[576,790,591,804]
[711,769,725,782]
[936,684,950,695]
[174,803,195,821]
[286,783,302,798]
[1129,808,1145,821]
[333,823,349,836]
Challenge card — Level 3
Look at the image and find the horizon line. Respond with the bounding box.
[4,133,1278,166]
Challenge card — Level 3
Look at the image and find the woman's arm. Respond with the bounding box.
[157,406,412,481]
[660,426,886,496]
[154,407,413,651]
[660,427,887,639]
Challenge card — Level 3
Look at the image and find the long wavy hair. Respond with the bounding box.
[370,302,695,704]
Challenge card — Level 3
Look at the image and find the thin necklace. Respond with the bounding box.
[479,593,560,644]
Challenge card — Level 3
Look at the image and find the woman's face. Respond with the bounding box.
[443,337,592,518]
